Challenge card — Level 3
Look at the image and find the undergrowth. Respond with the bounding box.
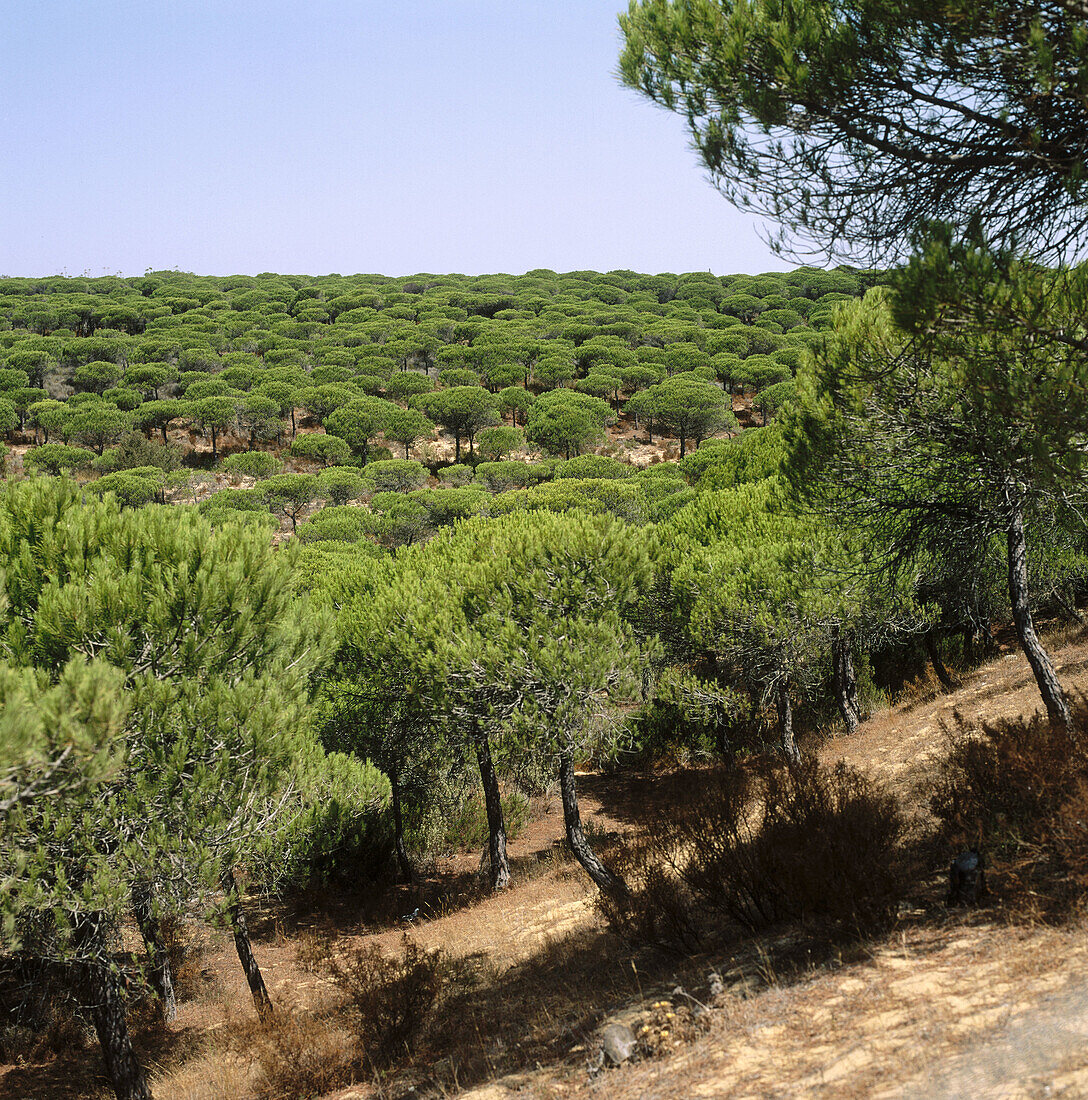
[931,698,1088,918]
[598,757,908,952]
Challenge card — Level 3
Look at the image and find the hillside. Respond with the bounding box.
[0,266,868,545]
[6,629,1085,1100]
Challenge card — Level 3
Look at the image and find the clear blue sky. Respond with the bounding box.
[0,1,787,278]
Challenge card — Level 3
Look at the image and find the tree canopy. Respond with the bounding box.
[618,0,1088,261]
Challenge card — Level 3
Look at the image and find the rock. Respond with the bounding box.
[947,848,986,907]
[600,1022,638,1066]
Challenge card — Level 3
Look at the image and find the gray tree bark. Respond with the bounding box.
[775,675,800,762]
[557,750,626,895]
[130,878,176,1023]
[389,769,415,884]
[831,625,862,734]
[75,913,153,1100]
[220,866,273,1021]
[1007,498,1072,729]
[473,729,510,891]
[925,629,957,692]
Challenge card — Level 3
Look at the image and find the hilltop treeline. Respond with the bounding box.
[0,266,877,529]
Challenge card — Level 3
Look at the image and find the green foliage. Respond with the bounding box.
[95,430,182,474]
[626,375,735,456]
[476,425,524,462]
[289,431,353,467]
[618,0,1088,260]
[362,458,429,494]
[317,465,367,505]
[23,443,96,474]
[438,463,474,487]
[90,467,165,508]
[525,388,614,458]
[414,385,500,461]
[262,472,321,530]
[297,505,375,545]
[383,406,434,459]
[220,450,283,480]
[325,395,397,462]
[555,454,632,480]
[475,460,532,493]
[277,752,392,887]
[0,479,330,958]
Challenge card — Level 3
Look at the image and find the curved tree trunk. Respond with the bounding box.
[473,728,510,891]
[831,625,861,734]
[1008,499,1072,730]
[389,769,415,884]
[775,675,800,762]
[75,913,153,1100]
[558,750,627,895]
[131,878,176,1023]
[220,866,273,1021]
[925,630,957,692]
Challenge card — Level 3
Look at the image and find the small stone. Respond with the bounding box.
[600,1022,638,1066]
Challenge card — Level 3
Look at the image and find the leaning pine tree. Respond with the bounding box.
[785,231,1088,729]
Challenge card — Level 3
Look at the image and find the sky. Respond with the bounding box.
[0,1,789,279]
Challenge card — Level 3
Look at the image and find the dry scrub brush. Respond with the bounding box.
[932,699,1088,917]
[598,758,909,952]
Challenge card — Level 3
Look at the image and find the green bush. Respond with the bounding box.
[555,454,632,480]
[94,431,182,474]
[437,463,474,487]
[289,433,352,466]
[296,506,373,544]
[362,458,429,493]
[277,752,392,888]
[89,468,165,508]
[24,444,96,475]
[475,460,531,493]
[220,451,283,479]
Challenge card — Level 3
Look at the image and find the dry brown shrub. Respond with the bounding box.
[238,1011,360,1100]
[931,700,1088,915]
[599,758,908,950]
[0,955,89,1062]
[301,932,457,1066]
[159,917,211,1004]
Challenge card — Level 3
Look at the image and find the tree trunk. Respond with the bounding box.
[558,750,626,895]
[925,630,957,692]
[130,879,176,1023]
[473,729,509,891]
[831,625,861,734]
[390,769,415,884]
[679,431,687,457]
[775,675,800,762]
[454,433,461,463]
[220,866,273,1021]
[1008,499,1072,729]
[75,914,153,1100]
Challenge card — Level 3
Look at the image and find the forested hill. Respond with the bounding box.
[0,266,878,537]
